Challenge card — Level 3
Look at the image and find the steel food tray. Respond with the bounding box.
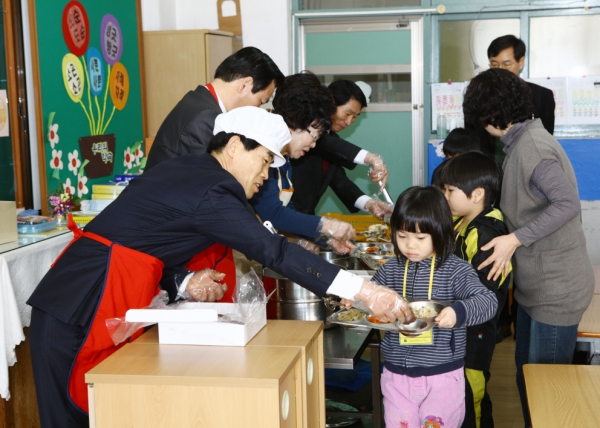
[359,254,395,270]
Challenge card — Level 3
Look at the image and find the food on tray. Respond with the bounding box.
[363,224,389,242]
[379,258,389,265]
[413,306,439,319]
[367,315,390,324]
[366,246,379,253]
[337,308,366,322]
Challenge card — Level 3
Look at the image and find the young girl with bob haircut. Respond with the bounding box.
[371,186,497,428]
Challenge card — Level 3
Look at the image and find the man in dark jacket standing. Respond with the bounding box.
[145,47,285,170]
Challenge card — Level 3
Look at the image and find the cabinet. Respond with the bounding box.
[86,344,302,427]
[143,29,233,137]
[247,320,325,428]
[130,320,325,427]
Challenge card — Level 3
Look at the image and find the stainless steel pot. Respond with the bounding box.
[262,267,337,329]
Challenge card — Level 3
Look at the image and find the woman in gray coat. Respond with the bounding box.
[462,68,594,427]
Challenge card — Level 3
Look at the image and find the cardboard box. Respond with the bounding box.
[0,201,18,244]
[126,301,266,346]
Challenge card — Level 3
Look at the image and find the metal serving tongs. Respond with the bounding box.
[379,180,394,206]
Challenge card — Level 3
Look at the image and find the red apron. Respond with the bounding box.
[183,81,237,302]
[56,215,164,413]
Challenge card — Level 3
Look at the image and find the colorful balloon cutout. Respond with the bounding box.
[62,1,90,57]
[100,15,123,66]
[62,53,85,103]
[109,62,129,111]
[87,47,104,96]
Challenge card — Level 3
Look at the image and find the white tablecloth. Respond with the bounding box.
[0,232,73,400]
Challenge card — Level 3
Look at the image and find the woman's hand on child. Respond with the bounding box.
[435,307,457,328]
[355,280,416,323]
[478,233,522,281]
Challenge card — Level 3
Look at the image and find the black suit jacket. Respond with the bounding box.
[527,81,555,135]
[28,154,340,326]
[291,132,365,215]
[146,86,221,170]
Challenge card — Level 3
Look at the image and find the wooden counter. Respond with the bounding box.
[524,364,600,426]
[86,344,303,427]
[132,320,325,427]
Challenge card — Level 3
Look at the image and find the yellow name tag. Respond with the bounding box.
[399,329,433,345]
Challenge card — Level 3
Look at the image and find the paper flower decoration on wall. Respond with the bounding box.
[50,149,64,170]
[48,123,59,149]
[68,149,81,175]
[61,2,129,136]
[123,146,134,169]
[77,173,88,198]
[134,145,143,166]
[63,177,76,196]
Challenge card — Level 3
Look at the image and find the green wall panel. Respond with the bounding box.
[35,0,144,200]
[305,30,411,67]
[315,111,412,215]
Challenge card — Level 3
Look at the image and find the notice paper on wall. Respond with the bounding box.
[431,82,467,131]
[0,90,10,137]
[526,77,568,126]
[565,76,600,125]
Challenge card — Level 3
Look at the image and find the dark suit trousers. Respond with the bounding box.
[29,308,89,428]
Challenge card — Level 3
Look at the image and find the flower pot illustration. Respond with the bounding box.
[78,133,116,178]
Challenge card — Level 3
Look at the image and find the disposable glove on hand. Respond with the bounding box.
[327,238,356,255]
[365,153,389,189]
[185,269,227,302]
[319,217,356,241]
[365,199,393,220]
[296,239,321,254]
[354,280,415,323]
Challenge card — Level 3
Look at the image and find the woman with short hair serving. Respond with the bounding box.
[463,68,594,426]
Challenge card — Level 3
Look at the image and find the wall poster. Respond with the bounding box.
[31,0,145,214]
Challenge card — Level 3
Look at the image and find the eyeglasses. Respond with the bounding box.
[305,128,319,143]
[489,61,516,69]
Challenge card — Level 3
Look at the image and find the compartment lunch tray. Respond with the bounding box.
[359,254,394,270]
[328,309,436,336]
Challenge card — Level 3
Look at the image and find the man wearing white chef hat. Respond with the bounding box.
[28,105,414,428]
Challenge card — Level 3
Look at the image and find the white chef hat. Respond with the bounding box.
[213,106,290,167]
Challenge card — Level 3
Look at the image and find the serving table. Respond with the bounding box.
[0,230,72,428]
[524,364,600,426]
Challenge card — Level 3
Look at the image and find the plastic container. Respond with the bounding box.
[18,219,57,234]
[437,114,447,139]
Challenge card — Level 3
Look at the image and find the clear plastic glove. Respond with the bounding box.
[354,280,415,323]
[319,217,356,241]
[185,269,227,302]
[327,238,356,255]
[365,153,389,189]
[364,198,393,220]
[296,239,321,254]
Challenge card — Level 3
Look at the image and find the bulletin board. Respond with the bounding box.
[29,0,146,214]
